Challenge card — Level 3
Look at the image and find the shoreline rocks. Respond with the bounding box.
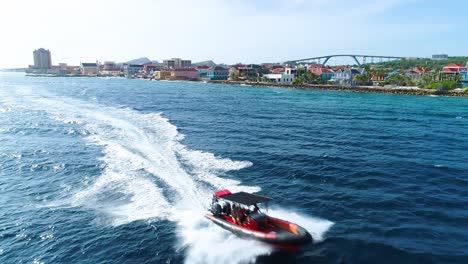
[208,80,468,97]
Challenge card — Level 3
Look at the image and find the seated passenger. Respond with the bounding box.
[231,204,239,224]
[253,204,260,213]
[240,212,246,224]
[223,202,231,215]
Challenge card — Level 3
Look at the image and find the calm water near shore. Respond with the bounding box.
[0,72,467,263]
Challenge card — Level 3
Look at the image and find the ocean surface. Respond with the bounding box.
[0,72,467,264]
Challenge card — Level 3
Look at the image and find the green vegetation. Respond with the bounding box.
[352,74,370,85]
[229,71,239,81]
[424,80,460,90]
[365,57,468,71]
[386,72,412,86]
[292,70,320,85]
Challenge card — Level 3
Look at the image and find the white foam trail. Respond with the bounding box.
[0,85,334,263]
[267,207,334,242]
[176,211,272,264]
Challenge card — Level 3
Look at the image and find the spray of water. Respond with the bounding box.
[1,86,334,263]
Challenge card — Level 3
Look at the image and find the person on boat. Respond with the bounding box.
[231,204,239,224]
[253,204,260,213]
[239,207,247,224]
[223,202,231,215]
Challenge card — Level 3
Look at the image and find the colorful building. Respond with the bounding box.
[153,70,172,80]
[124,64,144,77]
[309,65,334,81]
[206,66,229,80]
[169,68,199,80]
[441,63,468,87]
[195,65,210,78]
[331,68,365,86]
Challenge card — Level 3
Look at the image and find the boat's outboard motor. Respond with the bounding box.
[211,202,222,215]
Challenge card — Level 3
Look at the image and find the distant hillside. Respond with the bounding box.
[193,60,217,67]
[126,57,151,65]
[368,57,468,70]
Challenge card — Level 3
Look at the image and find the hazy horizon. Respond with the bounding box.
[1,0,467,68]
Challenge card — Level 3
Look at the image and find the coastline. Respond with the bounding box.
[13,72,468,97]
[208,80,468,97]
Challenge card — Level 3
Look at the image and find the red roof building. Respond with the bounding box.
[308,66,334,81]
[271,67,284,74]
[441,63,468,73]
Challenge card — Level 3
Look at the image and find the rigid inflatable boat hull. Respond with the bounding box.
[205,213,312,252]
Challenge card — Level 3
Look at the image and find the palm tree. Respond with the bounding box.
[353,74,370,85]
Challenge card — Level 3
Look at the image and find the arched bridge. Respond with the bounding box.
[285,54,408,66]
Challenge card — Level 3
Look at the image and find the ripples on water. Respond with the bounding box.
[0,73,467,263]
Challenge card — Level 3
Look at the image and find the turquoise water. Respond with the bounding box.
[0,72,467,263]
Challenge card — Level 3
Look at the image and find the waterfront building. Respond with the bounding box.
[80,62,98,76]
[153,70,172,80]
[441,63,468,73]
[169,68,199,80]
[229,64,260,79]
[270,67,285,74]
[195,65,210,78]
[263,73,295,84]
[205,66,229,80]
[100,61,122,76]
[67,66,81,75]
[163,58,191,69]
[103,61,117,70]
[263,68,295,84]
[404,67,431,82]
[124,64,144,77]
[332,65,347,72]
[331,68,365,86]
[142,62,164,75]
[309,65,334,81]
[404,69,420,81]
[441,63,468,87]
[33,48,52,69]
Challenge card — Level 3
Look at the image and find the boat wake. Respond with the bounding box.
[0,86,333,263]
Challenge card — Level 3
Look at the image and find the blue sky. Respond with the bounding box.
[0,0,467,68]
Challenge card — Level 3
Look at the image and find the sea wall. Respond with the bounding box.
[208,80,468,97]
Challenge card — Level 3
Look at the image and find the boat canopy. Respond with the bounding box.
[221,191,272,206]
[214,189,232,198]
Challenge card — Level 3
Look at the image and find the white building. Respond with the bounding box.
[263,67,295,84]
[331,68,366,86]
[163,58,191,69]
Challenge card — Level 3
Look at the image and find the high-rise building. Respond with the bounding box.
[33,48,52,69]
[163,58,191,69]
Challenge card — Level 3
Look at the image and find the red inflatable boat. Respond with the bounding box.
[205,189,312,251]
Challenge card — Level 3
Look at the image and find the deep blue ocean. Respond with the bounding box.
[0,72,467,264]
